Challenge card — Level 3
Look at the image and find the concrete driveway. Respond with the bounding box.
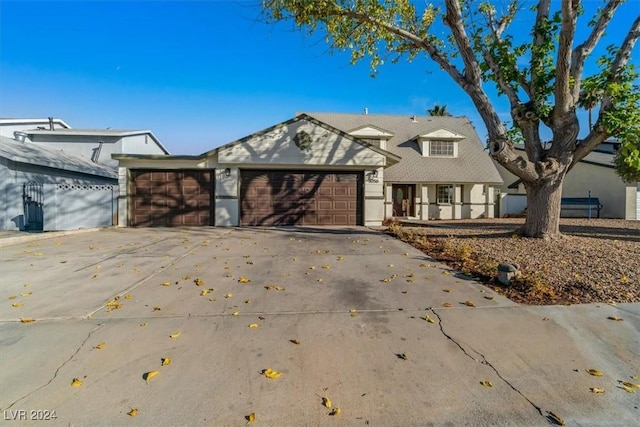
[1,227,638,426]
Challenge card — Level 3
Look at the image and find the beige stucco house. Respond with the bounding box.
[494,142,639,220]
[113,112,503,227]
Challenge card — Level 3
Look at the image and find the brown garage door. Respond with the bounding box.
[130,170,213,226]
[240,171,362,226]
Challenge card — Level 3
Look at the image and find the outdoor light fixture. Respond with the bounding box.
[224,168,231,177]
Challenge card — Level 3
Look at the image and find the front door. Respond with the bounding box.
[392,184,415,217]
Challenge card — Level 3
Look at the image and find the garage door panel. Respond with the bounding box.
[240,170,362,226]
[131,170,213,227]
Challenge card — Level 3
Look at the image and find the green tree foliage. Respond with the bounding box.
[262,0,640,237]
[427,104,452,116]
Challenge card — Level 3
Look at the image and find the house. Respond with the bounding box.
[0,117,170,168]
[494,141,640,220]
[113,112,502,227]
[0,135,118,231]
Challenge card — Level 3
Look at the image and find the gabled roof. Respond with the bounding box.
[347,124,394,138]
[25,128,170,154]
[210,114,400,165]
[418,128,465,140]
[304,112,503,184]
[0,135,117,179]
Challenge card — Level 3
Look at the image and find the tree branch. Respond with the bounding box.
[572,14,640,166]
[554,0,579,120]
[530,0,550,98]
[570,0,624,102]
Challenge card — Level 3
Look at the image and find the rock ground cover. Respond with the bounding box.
[388,218,640,305]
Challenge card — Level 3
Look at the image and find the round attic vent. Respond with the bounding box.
[294,130,312,151]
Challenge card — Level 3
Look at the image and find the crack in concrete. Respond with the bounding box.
[5,323,104,410]
[430,309,553,424]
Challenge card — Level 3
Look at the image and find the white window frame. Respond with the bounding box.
[437,184,454,204]
[429,140,455,157]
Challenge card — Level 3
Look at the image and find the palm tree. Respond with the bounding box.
[427,104,452,116]
[577,88,603,130]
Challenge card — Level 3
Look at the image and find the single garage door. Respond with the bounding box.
[240,171,362,226]
[130,170,213,226]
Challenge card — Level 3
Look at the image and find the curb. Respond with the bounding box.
[0,228,105,248]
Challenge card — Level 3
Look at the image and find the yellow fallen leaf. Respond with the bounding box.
[161,282,171,287]
[265,285,275,290]
[139,322,148,327]
[329,408,341,416]
[94,343,105,350]
[465,300,476,307]
[245,299,252,304]
[587,369,604,377]
[144,370,160,384]
[397,353,408,360]
[8,295,17,300]
[232,311,240,316]
[484,295,495,300]
[21,292,32,297]
[619,384,636,393]
[238,277,251,283]
[424,315,435,323]
[124,294,132,300]
[381,278,392,283]
[441,271,450,275]
[262,368,282,379]
[224,293,233,298]
[618,380,640,389]
[607,316,623,321]
[161,357,171,366]
[590,387,605,393]
[127,408,138,417]
[309,266,316,270]
[275,286,285,291]
[11,303,23,308]
[336,256,345,261]
[194,278,205,286]
[442,289,451,293]
[20,318,36,323]
[153,306,161,311]
[480,380,493,387]
[245,412,255,424]
[169,332,181,339]
[200,289,210,296]
[290,339,301,345]
[71,378,83,387]
[322,397,332,408]
[442,302,452,308]
[322,264,331,269]
[248,323,259,328]
[350,309,357,317]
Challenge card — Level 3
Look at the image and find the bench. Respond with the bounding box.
[560,197,603,218]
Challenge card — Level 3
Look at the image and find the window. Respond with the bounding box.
[429,140,454,157]
[437,185,454,204]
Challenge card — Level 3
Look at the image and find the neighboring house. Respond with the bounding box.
[113,112,502,227]
[0,135,118,231]
[0,118,170,168]
[494,141,639,220]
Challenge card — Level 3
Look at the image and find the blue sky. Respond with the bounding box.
[0,0,637,155]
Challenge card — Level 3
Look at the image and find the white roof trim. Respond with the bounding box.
[347,124,394,138]
[418,128,465,140]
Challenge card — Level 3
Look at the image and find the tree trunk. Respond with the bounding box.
[522,178,565,239]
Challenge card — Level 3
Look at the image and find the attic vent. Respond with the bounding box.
[294,130,312,151]
[14,131,28,143]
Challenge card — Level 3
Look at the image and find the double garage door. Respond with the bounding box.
[240,171,362,226]
[130,169,362,226]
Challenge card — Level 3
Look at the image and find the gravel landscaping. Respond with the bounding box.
[388,218,640,305]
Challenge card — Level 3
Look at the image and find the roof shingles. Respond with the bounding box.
[303,112,503,184]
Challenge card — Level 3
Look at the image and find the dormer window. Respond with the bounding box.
[347,125,393,150]
[417,128,465,158]
[429,140,454,157]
